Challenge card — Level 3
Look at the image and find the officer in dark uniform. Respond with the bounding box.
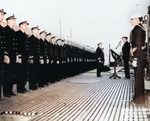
[38,30,49,87]
[96,42,104,77]
[0,9,10,99]
[15,21,30,93]
[3,14,17,97]
[28,26,40,90]
[122,37,130,79]
[46,34,55,83]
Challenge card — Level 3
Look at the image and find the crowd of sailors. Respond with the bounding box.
[0,9,96,98]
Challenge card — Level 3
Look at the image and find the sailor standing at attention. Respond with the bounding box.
[15,21,30,93]
[3,14,18,97]
[96,42,104,77]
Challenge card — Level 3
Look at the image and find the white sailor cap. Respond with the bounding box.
[131,13,143,19]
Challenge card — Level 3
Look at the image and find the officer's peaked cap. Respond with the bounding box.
[97,42,102,46]
[31,26,40,30]
[19,20,29,26]
[131,13,143,19]
[6,14,16,20]
[40,30,47,35]
[0,9,6,14]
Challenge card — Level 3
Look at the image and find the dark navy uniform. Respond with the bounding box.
[96,44,104,77]
[0,24,6,98]
[47,40,55,83]
[122,40,130,79]
[28,35,40,90]
[16,30,30,93]
[3,25,17,96]
[38,38,49,87]
[0,9,6,98]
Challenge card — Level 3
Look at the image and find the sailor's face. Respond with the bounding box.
[34,29,39,35]
[0,13,4,22]
[98,44,102,48]
[41,33,46,39]
[131,18,138,26]
[122,38,126,43]
[8,19,16,27]
[21,23,28,31]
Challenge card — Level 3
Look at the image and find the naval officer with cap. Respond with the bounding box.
[38,30,49,87]
[0,9,10,99]
[15,21,30,93]
[96,42,104,77]
[3,14,17,97]
[28,26,40,90]
[122,36,130,79]
[130,13,146,99]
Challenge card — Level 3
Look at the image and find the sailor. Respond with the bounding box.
[3,14,17,97]
[38,30,49,87]
[53,37,60,81]
[96,42,104,77]
[122,36,130,79]
[46,34,55,83]
[28,26,40,90]
[130,13,146,100]
[0,9,10,99]
[15,21,30,93]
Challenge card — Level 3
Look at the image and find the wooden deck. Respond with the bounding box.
[0,68,150,121]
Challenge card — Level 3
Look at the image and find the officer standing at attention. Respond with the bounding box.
[96,42,104,77]
[15,21,30,93]
[3,14,17,97]
[122,36,130,79]
[38,30,49,87]
[0,9,10,99]
[28,26,40,90]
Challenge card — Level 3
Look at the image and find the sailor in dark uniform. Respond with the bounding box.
[15,21,30,93]
[96,42,104,77]
[130,13,147,100]
[38,30,49,87]
[46,33,54,83]
[28,26,40,90]
[3,14,17,97]
[0,9,10,99]
[122,36,130,79]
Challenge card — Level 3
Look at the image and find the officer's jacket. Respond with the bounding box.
[28,35,41,60]
[40,39,49,60]
[122,41,130,60]
[54,44,59,63]
[16,30,30,59]
[0,25,6,63]
[96,47,104,61]
[3,25,17,61]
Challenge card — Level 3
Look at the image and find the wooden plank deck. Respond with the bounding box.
[0,68,150,121]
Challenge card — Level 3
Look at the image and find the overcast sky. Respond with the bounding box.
[1,0,150,52]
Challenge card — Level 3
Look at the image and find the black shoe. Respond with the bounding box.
[18,89,29,93]
[4,94,11,97]
[30,87,38,90]
[11,92,17,96]
[124,77,130,79]
[38,85,45,88]
[17,90,25,93]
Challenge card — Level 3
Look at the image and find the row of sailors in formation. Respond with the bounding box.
[0,9,96,98]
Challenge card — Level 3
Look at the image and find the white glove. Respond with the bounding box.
[47,59,49,64]
[132,60,137,67]
[16,55,22,63]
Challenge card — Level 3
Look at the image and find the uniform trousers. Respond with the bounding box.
[3,62,15,95]
[123,59,130,78]
[0,63,4,98]
[15,59,28,92]
[97,62,104,77]
[29,60,39,90]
